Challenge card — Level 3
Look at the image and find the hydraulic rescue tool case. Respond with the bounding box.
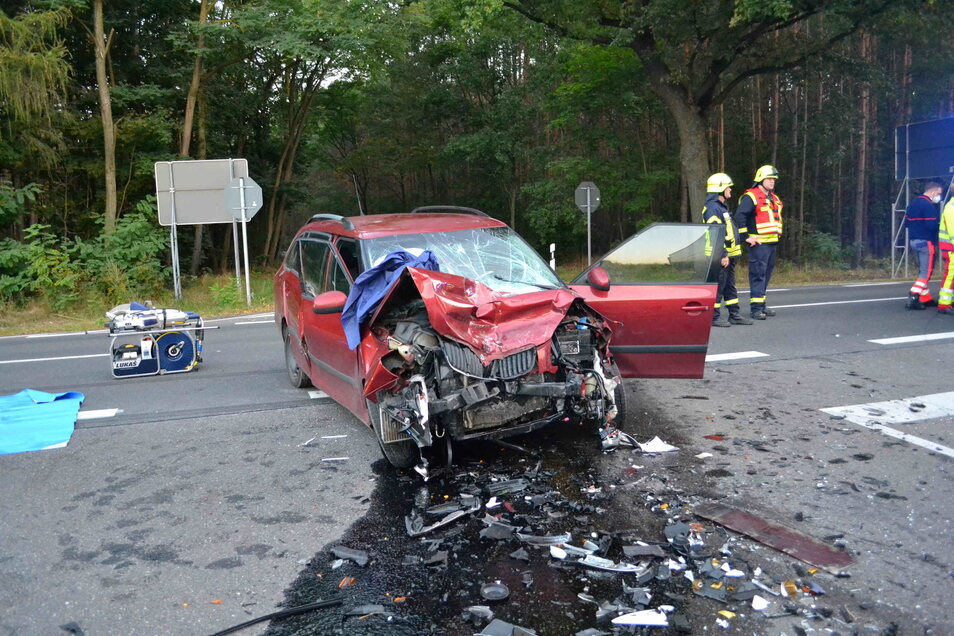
[106,302,206,378]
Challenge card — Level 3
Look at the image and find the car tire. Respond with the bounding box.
[610,364,628,428]
[283,328,312,389]
[366,398,419,469]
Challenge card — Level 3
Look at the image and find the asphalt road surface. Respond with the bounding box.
[1,280,953,634]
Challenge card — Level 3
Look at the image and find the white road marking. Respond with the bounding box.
[76,408,120,420]
[26,332,84,339]
[843,282,906,287]
[868,331,954,345]
[234,319,274,325]
[308,390,329,399]
[820,391,954,459]
[774,296,904,309]
[322,435,348,439]
[706,351,769,362]
[321,457,349,462]
[204,312,274,324]
[736,288,789,295]
[0,353,109,365]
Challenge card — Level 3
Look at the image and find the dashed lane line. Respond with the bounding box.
[76,408,121,420]
[868,332,954,345]
[774,296,903,309]
[705,351,769,363]
[820,392,954,460]
[0,353,109,365]
[234,319,274,325]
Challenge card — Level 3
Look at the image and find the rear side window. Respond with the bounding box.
[329,258,351,294]
[283,241,301,273]
[300,240,331,297]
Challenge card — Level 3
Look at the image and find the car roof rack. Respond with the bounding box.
[309,213,355,230]
[409,205,489,218]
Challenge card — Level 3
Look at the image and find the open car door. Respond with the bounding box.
[568,223,724,379]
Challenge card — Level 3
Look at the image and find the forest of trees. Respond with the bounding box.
[1,0,953,305]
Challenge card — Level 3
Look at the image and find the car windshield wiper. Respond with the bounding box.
[490,273,561,291]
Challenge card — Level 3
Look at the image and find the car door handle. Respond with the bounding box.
[681,303,709,312]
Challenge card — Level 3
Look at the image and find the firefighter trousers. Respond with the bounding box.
[748,242,776,314]
[909,239,937,304]
[713,257,740,320]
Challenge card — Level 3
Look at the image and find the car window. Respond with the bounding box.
[329,257,351,294]
[336,238,361,278]
[576,224,722,284]
[283,240,301,273]
[299,240,331,297]
[362,226,563,295]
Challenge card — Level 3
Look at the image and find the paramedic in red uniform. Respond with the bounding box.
[735,165,783,320]
[904,181,944,310]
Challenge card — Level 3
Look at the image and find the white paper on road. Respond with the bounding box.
[639,436,678,453]
[611,609,669,626]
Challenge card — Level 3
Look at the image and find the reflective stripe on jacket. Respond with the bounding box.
[701,194,741,257]
[742,187,783,243]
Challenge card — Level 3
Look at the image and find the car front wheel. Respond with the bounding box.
[366,397,419,469]
[284,329,312,388]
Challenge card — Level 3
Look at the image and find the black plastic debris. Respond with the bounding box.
[344,604,386,617]
[59,623,85,636]
[485,478,530,496]
[509,547,531,562]
[329,545,369,567]
[664,521,692,556]
[622,544,667,558]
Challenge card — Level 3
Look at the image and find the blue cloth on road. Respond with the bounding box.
[341,250,439,349]
[0,389,85,455]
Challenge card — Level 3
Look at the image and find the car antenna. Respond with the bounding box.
[352,173,365,216]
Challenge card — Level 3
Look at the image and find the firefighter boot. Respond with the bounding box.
[906,294,925,310]
[712,310,730,328]
[762,307,777,317]
[729,313,753,325]
[939,306,954,315]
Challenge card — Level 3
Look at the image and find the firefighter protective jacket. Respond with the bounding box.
[939,198,954,251]
[702,193,741,258]
[905,195,941,242]
[735,186,783,244]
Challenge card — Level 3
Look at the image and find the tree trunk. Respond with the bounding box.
[93,0,117,233]
[853,33,872,267]
[651,88,710,217]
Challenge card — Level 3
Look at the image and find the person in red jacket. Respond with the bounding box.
[904,181,944,310]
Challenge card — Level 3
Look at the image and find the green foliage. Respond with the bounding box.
[209,278,242,309]
[801,231,853,269]
[0,224,78,308]
[0,182,42,225]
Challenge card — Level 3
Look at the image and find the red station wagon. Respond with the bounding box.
[274,207,722,473]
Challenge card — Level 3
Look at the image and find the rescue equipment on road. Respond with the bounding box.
[105,301,215,378]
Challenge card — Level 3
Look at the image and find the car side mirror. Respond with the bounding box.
[587,266,610,292]
[312,290,348,314]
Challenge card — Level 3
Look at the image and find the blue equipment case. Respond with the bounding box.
[106,303,206,379]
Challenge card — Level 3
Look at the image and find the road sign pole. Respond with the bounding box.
[168,163,182,299]
[239,178,252,306]
[586,188,592,266]
[229,159,241,289]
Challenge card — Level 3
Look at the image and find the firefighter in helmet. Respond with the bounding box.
[734,165,783,320]
[703,173,751,327]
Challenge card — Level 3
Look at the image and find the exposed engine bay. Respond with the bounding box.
[365,278,622,473]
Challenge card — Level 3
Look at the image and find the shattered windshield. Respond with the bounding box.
[362,226,564,295]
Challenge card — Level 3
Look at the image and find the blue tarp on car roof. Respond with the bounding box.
[0,389,85,455]
[341,250,439,349]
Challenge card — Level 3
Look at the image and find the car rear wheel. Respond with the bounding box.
[284,328,311,388]
[366,397,419,469]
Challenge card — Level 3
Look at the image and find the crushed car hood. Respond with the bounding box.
[404,267,581,361]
